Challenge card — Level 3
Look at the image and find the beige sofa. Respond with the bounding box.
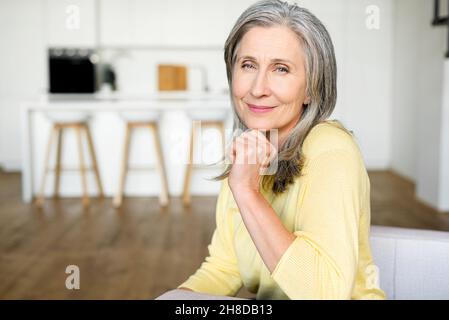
[157,225,449,300]
[371,225,449,299]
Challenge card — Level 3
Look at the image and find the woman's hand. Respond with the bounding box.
[226,130,294,274]
[228,129,277,195]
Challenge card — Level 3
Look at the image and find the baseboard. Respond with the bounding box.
[365,158,390,171]
[0,160,21,172]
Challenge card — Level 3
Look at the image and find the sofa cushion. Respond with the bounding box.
[371,226,449,300]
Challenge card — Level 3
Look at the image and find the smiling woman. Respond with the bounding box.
[217,0,339,194]
[177,0,386,300]
[232,25,309,143]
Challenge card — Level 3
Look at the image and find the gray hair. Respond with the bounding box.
[214,0,340,193]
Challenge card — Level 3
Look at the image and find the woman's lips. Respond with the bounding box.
[247,103,276,114]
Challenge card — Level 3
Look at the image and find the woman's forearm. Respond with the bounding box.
[231,188,296,273]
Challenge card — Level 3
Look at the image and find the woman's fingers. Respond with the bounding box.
[231,130,277,167]
[246,130,277,166]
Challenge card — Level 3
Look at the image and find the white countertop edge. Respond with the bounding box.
[20,99,233,111]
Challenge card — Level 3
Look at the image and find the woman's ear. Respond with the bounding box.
[304,96,311,105]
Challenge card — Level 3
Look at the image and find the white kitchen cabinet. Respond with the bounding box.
[44,0,96,47]
[99,0,163,46]
[98,0,132,46]
[99,0,254,48]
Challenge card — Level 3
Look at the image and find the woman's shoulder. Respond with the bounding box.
[302,120,361,160]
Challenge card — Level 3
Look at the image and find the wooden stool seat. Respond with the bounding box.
[113,121,169,208]
[119,110,160,123]
[44,111,90,124]
[36,121,104,207]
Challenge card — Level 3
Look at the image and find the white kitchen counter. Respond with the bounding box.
[20,93,233,203]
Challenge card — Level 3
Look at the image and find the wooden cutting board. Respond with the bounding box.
[158,65,187,91]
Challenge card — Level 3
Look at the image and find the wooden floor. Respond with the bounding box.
[0,170,448,299]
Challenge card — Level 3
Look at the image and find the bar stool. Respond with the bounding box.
[113,111,169,208]
[36,112,104,207]
[182,109,228,206]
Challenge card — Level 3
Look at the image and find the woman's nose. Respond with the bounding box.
[250,71,271,98]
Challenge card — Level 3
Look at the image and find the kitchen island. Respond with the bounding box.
[20,92,232,203]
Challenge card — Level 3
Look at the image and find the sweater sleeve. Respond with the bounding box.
[270,148,365,299]
[178,180,243,296]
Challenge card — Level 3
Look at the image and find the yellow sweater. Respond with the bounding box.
[179,121,386,300]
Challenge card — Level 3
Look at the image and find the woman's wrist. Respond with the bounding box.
[230,187,263,210]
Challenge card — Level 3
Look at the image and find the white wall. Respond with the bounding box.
[415,12,446,210]
[0,0,46,170]
[391,0,421,181]
[391,0,448,211]
[440,61,449,210]
[391,0,446,182]
[337,0,393,169]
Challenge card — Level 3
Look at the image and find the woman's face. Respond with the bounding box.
[232,25,310,141]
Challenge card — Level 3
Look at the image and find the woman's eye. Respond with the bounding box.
[242,63,255,70]
[276,66,289,73]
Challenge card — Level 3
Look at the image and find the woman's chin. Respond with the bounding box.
[243,119,276,131]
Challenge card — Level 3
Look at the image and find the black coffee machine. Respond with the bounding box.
[48,48,98,93]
